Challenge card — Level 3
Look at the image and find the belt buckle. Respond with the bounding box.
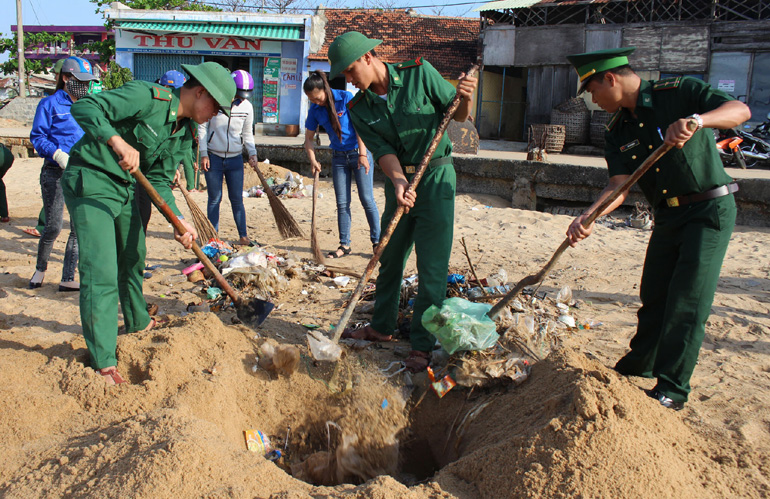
[666,197,679,208]
[404,165,415,174]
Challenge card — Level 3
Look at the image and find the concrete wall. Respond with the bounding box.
[0,97,43,126]
[256,144,770,227]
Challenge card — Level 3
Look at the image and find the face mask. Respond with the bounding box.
[66,79,90,100]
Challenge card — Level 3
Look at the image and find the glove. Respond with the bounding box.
[52,149,69,169]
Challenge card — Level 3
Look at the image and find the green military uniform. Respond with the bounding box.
[345,56,458,352]
[569,48,737,404]
[62,62,235,370]
[0,144,13,219]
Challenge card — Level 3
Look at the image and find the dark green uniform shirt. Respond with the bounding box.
[605,77,734,209]
[347,58,456,164]
[69,81,195,215]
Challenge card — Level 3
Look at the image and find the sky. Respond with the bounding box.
[1,0,485,65]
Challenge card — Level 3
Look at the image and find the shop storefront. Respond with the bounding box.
[107,6,314,130]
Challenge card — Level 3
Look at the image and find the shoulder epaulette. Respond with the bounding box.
[653,77,682,91]
[395,57,423,70]
[347,92,364,111]
[605,110,622,131]
[152,85,172,101]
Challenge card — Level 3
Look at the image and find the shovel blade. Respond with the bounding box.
[236,298,275,328]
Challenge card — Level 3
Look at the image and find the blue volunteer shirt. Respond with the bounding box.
[30,89,85,163]
[304,88,359,151]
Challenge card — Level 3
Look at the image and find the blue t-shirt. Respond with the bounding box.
[304,88,359,151]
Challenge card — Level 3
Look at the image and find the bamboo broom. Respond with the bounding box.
[310,171,324,263]
[250,160,304,239]
[177,169,218,244]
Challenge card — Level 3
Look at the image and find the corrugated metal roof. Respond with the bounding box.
[474,0,542,11]
[116,21,302,40]
[475,0,609,11]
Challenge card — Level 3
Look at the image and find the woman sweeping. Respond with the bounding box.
[302,71,380,258]
[28,56,98,291]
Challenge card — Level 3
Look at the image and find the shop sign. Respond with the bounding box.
[115,30,281,56]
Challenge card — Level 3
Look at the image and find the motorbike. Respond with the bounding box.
[750,112,770,141]
[715,123,770,169]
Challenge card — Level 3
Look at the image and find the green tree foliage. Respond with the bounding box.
[0,31,71,76]
[100,61,134,90]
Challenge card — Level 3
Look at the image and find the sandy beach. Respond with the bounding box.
[0,156,768,497]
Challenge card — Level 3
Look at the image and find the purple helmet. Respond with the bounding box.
[232,70,254,99]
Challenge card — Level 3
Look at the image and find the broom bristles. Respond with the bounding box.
[178,181,218,244]
[310,172,325,263]
[253,163,304,239]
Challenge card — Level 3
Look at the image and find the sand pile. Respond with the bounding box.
[0,313,418,497]
[428,348,766,497]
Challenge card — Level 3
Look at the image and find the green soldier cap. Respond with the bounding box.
[181,62,236,116]
[567,47,636,94]
[54,58,65,74]
[328,31,382,78]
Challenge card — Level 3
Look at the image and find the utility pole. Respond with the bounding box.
[16,0,26,98]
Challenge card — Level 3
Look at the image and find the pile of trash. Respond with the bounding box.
[244,169,313,199]
[183,239,301,311]
[343,267,601,395]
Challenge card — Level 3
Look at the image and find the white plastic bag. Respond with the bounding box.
[307,330,342,361]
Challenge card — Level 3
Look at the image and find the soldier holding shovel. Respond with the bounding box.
[565,47,750,410]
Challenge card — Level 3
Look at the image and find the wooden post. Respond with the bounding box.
[15,0,26,99]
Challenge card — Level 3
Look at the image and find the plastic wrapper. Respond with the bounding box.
[422,297,500,355]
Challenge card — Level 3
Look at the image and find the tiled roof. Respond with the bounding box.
[310,10,480,78]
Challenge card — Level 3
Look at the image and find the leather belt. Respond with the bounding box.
[403,156,452,174]
[665,182,739,208]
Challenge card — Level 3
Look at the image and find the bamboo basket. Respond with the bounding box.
[590,110,612,148]
[529,124,566,153]
[551,97,590,144]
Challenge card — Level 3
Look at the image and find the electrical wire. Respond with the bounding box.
[184,0,485,13]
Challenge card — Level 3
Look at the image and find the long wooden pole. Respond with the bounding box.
[487,123,696,320]
[331,61,481,343]
[15,0,26,99]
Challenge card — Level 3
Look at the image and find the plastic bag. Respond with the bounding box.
[223,248,267,274]
[307,330,342,361]
[422,298,500,355]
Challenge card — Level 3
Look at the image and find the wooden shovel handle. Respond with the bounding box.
[331,60,481,343]
[131,169,242,305]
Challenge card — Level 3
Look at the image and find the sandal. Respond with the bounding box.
[327,246,351,259]
[99,367,127,385]
[404,350,431,373]
[22,228,41,237]
[0,217,9,223]
[341,324,392,342]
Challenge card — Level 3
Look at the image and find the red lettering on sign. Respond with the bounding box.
[177,36,193,49]
[162,35,175,48]
[134,34,153,47]
[203,37,222,49]
[221,38,242,50]
[245,40,261,51]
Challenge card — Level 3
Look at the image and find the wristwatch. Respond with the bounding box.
[686,113,704,131]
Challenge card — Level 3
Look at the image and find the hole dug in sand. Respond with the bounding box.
[1,313,763,497]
